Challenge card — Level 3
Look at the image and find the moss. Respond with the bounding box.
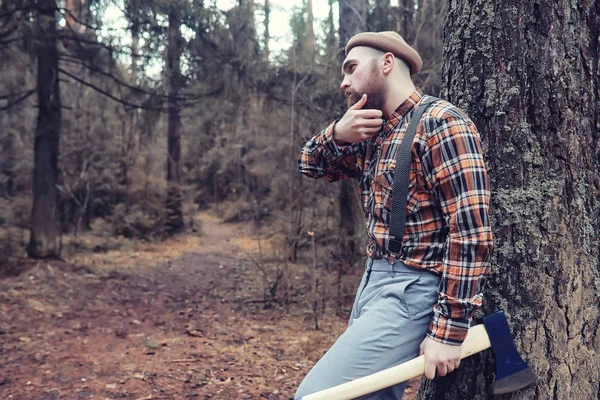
[494,179,559,223]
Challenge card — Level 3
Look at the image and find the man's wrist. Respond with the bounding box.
[332,121,349,146]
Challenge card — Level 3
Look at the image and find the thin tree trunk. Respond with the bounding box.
[338,0,368,51]
[325,0,337,73]
[64,0,83,33]
[369,0,391,32]
[3,114,15,197]
[338,0,368,263]
[130,0,140,83]
[166,4,184,233]
[263,0,270,62]
[400,0,413,42]
[305,0,315,63]
[240,0,257,57]
[28,0,62,259]
[419,0,600,398]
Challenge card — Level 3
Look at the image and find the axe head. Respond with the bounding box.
[483,312,537,394]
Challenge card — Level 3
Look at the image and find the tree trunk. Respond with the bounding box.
[262,0,270,62]
[324,0,337,70]
[27,0,62,259]
[240,0,257,57]
[64,0,85,33]
[166,4,184,233]
[305,0,315,63]
[419,0,600,399]
[368,0,391,32]
[338,0,368,262]
[129,0,140,83]
[400,0,413,42]
[339,0,368,49]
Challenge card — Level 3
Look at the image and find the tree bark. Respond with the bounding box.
[419,0,600,399]
[27,0,62,259]
[166,4,184,233]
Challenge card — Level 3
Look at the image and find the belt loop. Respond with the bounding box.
[389,258,396,277]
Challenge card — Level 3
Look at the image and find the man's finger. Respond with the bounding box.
[355,109,383,118]
[361,118,384,127]
[424,359,436,380]
[447,362,456,374]
[436,362,448,377]
[350,94,367,110]
[359,127,380,136]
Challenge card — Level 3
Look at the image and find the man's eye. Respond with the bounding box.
[350,65,356,72]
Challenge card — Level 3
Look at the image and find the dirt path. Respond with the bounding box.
[0,214,419,399]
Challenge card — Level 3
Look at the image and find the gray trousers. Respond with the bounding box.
[295,258,441,400]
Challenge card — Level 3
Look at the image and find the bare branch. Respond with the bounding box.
[58,66,166,111]
[58,67,224,110]
[0,89,35,111]
[0,35,23,46]
[57,7,103,32]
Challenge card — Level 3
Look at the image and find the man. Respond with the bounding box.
[295,31,493,399]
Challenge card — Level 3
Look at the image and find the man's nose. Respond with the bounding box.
[340,77,350,91]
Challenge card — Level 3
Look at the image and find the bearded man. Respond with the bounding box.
[296,31,493,399]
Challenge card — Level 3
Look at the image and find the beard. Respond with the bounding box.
[346,67,388,111]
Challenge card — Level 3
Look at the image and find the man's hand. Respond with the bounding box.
[419,336,461,379]
[333,94,383,145]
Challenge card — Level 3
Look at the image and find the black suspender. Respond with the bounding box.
[388,96,439,254]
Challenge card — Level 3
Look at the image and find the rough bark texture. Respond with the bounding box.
[27,0,62,259]
[419,0,600,399]
[166,5,184,233]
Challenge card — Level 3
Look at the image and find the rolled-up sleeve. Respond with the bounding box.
[298,121,365,182]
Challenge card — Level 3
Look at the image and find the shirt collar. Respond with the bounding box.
[382,88,424,135]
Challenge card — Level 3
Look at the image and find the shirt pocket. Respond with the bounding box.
[378,170,419,217]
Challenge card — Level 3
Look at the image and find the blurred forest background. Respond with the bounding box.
[1,0,599,399]
[0,0,444,298]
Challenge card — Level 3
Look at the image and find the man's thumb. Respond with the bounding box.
[350,94,367,110]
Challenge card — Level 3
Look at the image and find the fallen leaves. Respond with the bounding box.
[0,213,421,399]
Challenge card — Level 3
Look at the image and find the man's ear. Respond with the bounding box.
[382,52,395,75]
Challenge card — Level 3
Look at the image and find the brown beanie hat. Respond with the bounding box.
[345,31,423,76]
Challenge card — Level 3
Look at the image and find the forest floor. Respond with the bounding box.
[0,212,420,400]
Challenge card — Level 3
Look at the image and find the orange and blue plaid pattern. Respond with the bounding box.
[298,89,493,344]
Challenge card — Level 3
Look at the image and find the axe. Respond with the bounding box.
[296,312,536,400]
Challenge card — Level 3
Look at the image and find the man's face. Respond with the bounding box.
[341,47,388,111]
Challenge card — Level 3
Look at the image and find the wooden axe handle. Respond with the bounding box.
[299,324,491,400]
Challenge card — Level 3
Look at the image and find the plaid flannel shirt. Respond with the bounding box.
[298,89,493,345]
